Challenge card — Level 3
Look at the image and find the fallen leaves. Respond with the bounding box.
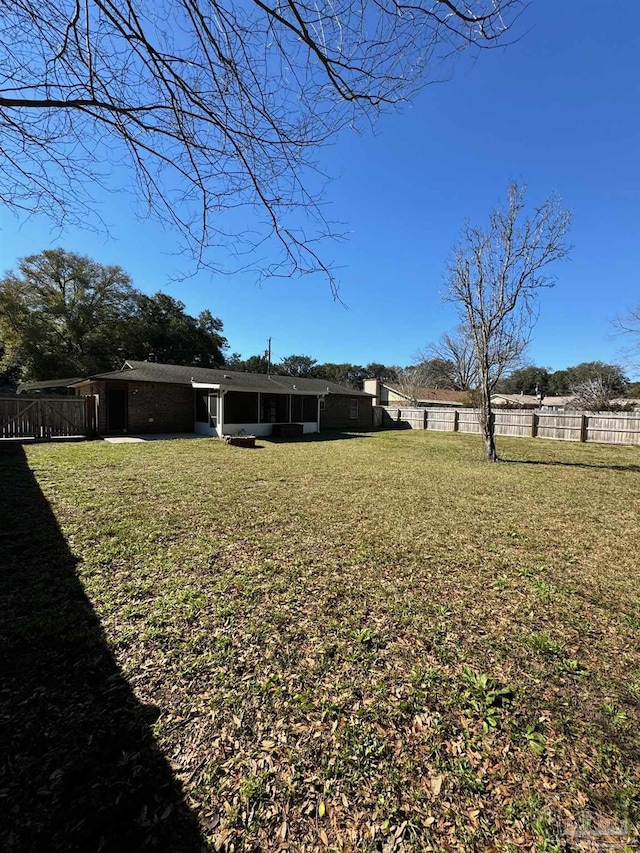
[430,775,444,797]
[11,431,640,852]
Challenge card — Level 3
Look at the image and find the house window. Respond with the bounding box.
[349,399,359,420]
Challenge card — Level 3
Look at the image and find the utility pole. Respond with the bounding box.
[266,337,272,374]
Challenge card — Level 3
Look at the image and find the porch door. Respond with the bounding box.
[207,393,218,428]
[107,388,127,433]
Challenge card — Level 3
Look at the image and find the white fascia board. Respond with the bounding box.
[192,381,322,395]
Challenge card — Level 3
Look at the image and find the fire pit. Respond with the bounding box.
[223,434,256,448]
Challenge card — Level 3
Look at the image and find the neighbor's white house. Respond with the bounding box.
[363,378,470,407]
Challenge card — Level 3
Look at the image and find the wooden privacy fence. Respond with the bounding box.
[374,406,640,447]
[0,396,97,440]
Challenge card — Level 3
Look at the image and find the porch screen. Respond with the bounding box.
[195,390,209,423]
[260,393,288,423]
[291,395,318,422]
[224,391,259,424]
[195,391,218,426]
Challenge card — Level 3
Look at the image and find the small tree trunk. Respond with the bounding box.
[479,377,498,462]
[483,424,498,462]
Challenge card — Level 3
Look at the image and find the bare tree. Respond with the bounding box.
[568,377,622,413]
[392,364,431,405]
[614,306,640,374]
[1,1,522,290]
[426,326,480,391]
[444,182,572,461]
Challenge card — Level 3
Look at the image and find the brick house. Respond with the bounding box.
[68,361,372,436]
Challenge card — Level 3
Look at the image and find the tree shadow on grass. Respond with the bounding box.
[502,457,640,474]
[0,446,206,852]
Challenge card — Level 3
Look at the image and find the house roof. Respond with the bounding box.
[17,376,84,393]
[491,393,540,406]
[74,360,372,396]
[539,396,573,406]
[385,385,470,405]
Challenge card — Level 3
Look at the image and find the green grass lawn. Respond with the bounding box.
[2,430,640,851]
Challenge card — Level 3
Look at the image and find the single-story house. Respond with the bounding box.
[363,379,470,407]
[24,360,373,436]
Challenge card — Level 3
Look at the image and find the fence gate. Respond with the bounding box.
[0,396,97,440]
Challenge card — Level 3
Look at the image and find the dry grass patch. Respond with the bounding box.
[3,430,640,851]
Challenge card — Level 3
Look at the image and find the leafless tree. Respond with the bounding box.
[1,0,522,291]
[568,377,632,412]
[614,305,640,373]
[567,378,611,412]
[392,364,431,405]
[443,182,572,461]
[426,326,480,391]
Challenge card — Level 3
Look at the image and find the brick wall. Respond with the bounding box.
[127,382,194,433]
[320,394,373,430]
[76,380,194,434]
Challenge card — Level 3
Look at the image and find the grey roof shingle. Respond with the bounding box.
[76,360,372,396]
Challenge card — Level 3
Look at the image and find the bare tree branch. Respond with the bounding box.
[1,0,523,290]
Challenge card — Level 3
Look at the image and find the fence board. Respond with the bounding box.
[456,410,481,434]
[493,410,534,438]
[375,405,640,447]
[0,396,96,440]
[425,409,457,431]
[535,412,583,442]
[586,413,640,445]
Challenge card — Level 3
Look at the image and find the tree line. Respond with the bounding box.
[0,248,405,388]
[1,248,636,404]
[0,249,227,384]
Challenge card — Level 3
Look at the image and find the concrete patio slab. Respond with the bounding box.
[103,433,203,444]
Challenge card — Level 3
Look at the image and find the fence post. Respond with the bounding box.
[579,413,587,443]
[85,395,94,436]
[423,409,428,430]
[531,412,538,438]
[453,410,459,432]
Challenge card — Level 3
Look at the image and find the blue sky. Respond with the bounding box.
[1,0,639,375]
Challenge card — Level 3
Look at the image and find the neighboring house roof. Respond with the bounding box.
[17,377,84,393]
[539,396,573,407]
[385,385,469,405]
[613,398,640,408]
[73,360,372,397]
[491,393,540,407]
